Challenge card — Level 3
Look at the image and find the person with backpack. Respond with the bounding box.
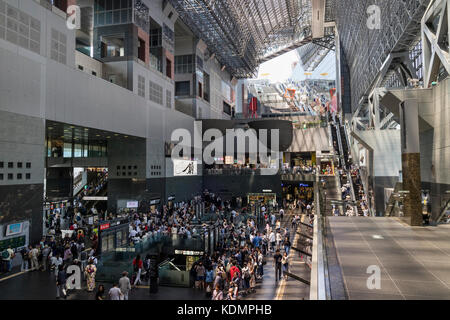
[1,246,15,273]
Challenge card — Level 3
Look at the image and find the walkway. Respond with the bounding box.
[0,267,206,300]
[246,209,310,300]
[328,216,450,299]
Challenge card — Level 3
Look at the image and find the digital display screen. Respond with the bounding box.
[6,223,23,236]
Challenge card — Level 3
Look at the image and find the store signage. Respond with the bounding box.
[299,183,310,187]
[5,223,23,236]
[168,196,175,201]
[100,223,110,231]
[83,196,108,201]
[174,250,204,256]
[126,201,139,208]
[262,189,272,193]
[150,199,160,205]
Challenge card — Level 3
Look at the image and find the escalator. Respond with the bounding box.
[330,122,340,158]
[338,124,350,169]
[351,170,364,216]
[76,171,108,212]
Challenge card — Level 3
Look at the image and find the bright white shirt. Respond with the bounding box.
[269,232,276,242]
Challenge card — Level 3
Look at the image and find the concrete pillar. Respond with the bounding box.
[399,99,422,226]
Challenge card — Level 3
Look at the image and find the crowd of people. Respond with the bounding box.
[2,188,316,300]
[97,191,313,301]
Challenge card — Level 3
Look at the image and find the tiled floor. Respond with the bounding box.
[328,217,450,300]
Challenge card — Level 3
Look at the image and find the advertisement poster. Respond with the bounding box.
[173,160,198,176]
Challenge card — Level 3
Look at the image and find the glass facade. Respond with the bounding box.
[94,0,132,27]
[175,55,194,74]
[47,138,107,158]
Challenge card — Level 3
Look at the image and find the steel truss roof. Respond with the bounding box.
[336,0,431,112]
[169,0,335,78]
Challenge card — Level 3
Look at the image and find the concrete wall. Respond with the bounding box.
[75,50,103,77]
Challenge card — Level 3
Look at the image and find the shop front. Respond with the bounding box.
[247,193,277,206]
[317,156,335,175]
[98,217,130,255]
[282,182,314,205]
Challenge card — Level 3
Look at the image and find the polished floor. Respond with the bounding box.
[328,217,450,299]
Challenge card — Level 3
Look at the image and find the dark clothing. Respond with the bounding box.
[273,253,282,266]
[57,270,67,285]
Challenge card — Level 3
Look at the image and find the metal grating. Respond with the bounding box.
[336,0,431,112]
[169,0,336,78]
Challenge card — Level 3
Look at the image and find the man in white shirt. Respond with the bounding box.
[129,228,138,239]
[269,231,276,252]
[109,283,123,300]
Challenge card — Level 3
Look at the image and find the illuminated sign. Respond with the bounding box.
[83,196,108,201]
[174,250,204,256]
[100,223,110,231]
[5,223,23,236]
[126,201,139,208]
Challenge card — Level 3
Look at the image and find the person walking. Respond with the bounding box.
[269,231,276,253]
[51,253,63,277]
[205,266,214,297]
[84,259,97,292]
[132,255,143,286]
[194,261,206,290]
[108,283,123,300]
[119,271,131,300]
[283,237,291,256]
[281,252,289,280]
[56,265,67,299]
[1,246,15,273]
[20,246,29,272]
[273,249,283,282]
[30,245,39,271]
[41,245,51,271]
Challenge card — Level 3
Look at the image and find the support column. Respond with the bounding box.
[399,99,422,226]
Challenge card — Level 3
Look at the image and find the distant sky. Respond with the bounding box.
[256,47,336,82]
